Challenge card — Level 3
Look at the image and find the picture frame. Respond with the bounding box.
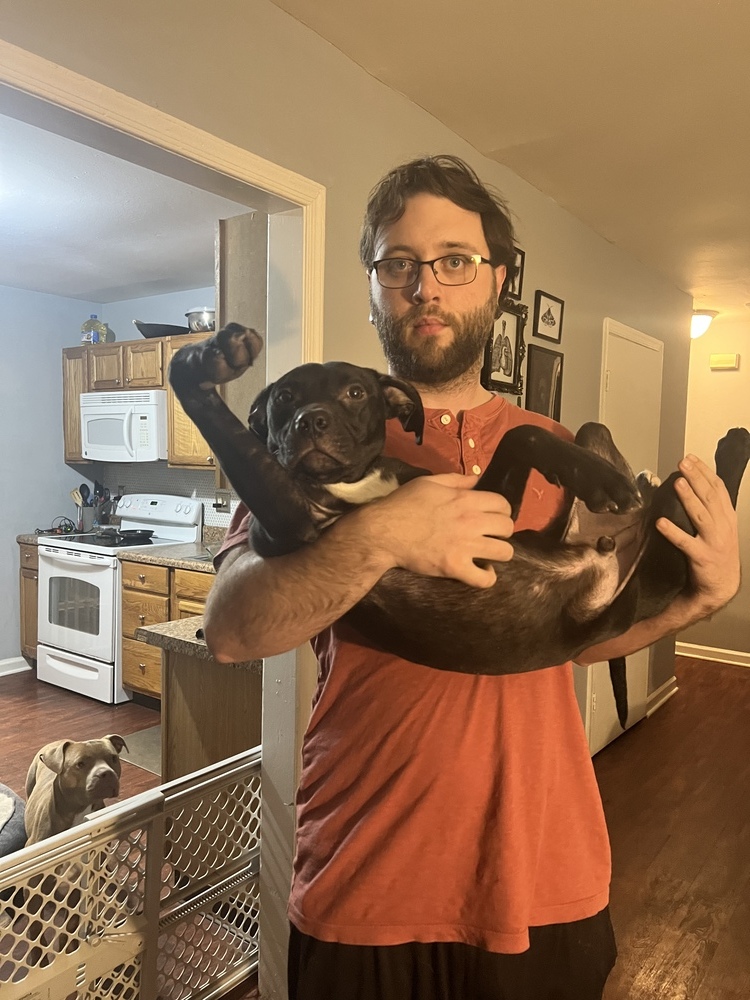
[532,289,564,344]
[481,299,528,396]
[525,344,564,422]
[507,246,525,300]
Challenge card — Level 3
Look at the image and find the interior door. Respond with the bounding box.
[586,318,664,754]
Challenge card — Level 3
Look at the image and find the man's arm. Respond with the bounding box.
[204,473,515,663]
[577,453,741,665]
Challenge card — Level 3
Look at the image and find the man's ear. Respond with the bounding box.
[377,373,425,445]
[494,263,508,317]
[248,382,274,442]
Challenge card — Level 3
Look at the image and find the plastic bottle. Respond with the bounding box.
[81,314,108,344]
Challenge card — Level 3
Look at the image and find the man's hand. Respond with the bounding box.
[359,473,515,589]
[656,453,741,615]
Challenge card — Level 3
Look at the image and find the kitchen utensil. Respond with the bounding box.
[185,308,215,333]
[133,320,190,339]
[117,529,154,542]
[79,483,90,506]
[70,488,83,507]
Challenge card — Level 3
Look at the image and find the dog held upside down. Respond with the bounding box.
[169,324,750,724]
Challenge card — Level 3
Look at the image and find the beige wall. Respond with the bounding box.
[682,318,750,654]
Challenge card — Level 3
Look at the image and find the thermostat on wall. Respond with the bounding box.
[709,353,740,371]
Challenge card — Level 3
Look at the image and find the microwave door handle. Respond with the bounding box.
[123,406,136,458]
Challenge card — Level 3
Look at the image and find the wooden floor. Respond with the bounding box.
[596,656,750,1000]
[3,657,748,999]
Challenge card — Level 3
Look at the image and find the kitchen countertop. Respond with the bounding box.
[136,616,261,671]
[16,534,218,573]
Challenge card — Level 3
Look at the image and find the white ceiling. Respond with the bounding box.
[270,0,750,324]
[0,113,251,302]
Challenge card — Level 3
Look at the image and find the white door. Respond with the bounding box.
[584,319,663,755]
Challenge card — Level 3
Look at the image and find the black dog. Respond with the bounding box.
[170,324,750,725]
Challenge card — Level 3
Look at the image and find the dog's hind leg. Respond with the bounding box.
[478,424,641,520]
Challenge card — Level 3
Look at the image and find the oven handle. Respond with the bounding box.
[39,546,118,569]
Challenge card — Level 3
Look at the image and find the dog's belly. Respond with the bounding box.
[349,542,627,674]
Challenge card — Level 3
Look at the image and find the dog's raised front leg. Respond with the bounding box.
[169,325,320,554]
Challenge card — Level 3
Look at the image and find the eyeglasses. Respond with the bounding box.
[370,253,492,289]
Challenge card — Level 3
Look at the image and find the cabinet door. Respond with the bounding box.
[20,565,38,660]
[89,344,124,390]
[165,334,217,468]
[122,589,171,639]
[122,636,162,697]
[124,340,164,388]
[62,346,90,463]
[172,598,206,620]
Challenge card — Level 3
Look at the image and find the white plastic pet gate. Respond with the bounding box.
[0,746,261,999]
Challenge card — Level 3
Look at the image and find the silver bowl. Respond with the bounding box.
[185,308,216,333]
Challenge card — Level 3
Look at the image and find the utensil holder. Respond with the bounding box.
[80,506,96,532]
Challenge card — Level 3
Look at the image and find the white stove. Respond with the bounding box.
[36,494,203,704]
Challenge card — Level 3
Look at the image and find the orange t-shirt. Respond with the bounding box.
[218,394,611,954]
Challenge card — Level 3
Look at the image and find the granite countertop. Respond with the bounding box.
[136,617,261,671]
[16,533,218,573]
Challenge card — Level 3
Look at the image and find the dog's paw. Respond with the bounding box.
[169,323,264,394]
[576,461,642,514]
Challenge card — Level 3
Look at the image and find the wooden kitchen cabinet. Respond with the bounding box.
[89,343,125,390]
[62,346,90,462]
[165,333,217,468]
[124,339,163,387]
[19,543,38,661]
[121,561,214,699]
[121,561,170,698]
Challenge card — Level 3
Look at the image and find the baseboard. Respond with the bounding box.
[675,641,750,668]
[647,675,678,717]
[0,656,32,677]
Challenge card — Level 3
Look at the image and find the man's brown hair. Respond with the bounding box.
[359,154,517,301]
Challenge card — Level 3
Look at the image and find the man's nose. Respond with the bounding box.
[411,262,441,302]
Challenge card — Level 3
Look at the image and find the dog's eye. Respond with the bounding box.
[76,760,86,769]
[275,388,293,404]
[347,385,365,399]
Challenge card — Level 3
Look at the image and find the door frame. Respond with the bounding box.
[0,38,325,997]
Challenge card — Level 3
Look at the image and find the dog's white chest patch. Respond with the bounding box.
[325,469,400,505]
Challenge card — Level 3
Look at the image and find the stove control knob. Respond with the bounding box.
[175,504,182,512]
[184,505,192,515]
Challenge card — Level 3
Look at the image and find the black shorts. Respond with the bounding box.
[288,908,617,1000]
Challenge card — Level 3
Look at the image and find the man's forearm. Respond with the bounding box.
[203,510,393,663]
[576,591,716,665]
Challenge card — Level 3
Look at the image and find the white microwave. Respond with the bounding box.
[80,390,168,462]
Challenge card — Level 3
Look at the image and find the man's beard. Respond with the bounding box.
[370,293,497,388]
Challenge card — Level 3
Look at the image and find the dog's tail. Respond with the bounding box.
[608,657,628,729]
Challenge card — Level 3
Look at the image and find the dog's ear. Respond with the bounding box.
[40,741,72,775]
[104,735,129,756]
[248,381,275,442]
[377,373,425,445]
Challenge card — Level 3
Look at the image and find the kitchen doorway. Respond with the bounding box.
[0,39,324,995]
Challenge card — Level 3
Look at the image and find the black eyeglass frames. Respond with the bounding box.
[370,253,492,289]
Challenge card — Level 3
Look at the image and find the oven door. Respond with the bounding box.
[38,545,118,662]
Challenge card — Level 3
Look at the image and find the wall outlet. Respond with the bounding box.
[213,489,231,511]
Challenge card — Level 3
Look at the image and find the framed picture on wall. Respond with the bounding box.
[507,247,525,300]
[525,344,564,421]
[532,290,565,343]
[481,299,528,396]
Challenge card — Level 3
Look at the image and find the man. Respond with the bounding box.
[206,155,740,1000]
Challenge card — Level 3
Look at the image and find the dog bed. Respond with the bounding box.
[0,783,26,857]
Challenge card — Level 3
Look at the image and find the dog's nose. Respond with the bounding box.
[294,406,330,435]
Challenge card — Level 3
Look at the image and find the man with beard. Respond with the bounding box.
[206,155,740,1000]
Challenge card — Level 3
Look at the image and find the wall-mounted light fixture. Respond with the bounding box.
[691,309,718,339]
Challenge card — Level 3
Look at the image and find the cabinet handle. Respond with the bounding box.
[139,663,146,672]
[24,552,31,559]
[125,377,131,383]
[206,456,214,464]
[32,575,38,582]
[138,574,146,582]
[138,614,146,623]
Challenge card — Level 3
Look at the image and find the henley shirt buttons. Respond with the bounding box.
[472,464,482,474]
[468,438,476,448]
[440,414,451,425]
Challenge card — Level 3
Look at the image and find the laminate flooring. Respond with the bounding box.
[596,656,750,1000]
